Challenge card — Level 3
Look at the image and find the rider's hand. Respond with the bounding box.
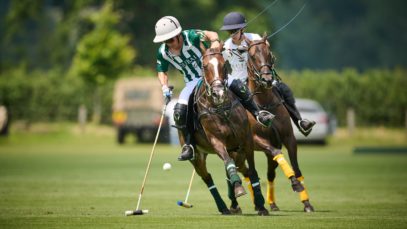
[162,85,172,104]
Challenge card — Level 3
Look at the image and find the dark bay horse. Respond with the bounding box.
[182,47,268,215]
[242,35,315,212]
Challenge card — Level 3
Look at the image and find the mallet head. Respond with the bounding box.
[177,201,193,208]
[124,209,149,216]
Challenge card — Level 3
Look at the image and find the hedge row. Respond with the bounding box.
[0,69,114,124]
[0,68,406,126]
[280,68,407,126]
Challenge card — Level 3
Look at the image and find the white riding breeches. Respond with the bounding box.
[178,79,200,105]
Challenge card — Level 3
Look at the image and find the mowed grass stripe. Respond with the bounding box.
[0,131,406,228]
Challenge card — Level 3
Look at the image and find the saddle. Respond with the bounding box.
[185,79,205,137]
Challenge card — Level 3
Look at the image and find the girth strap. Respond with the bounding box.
[258,100,283,111]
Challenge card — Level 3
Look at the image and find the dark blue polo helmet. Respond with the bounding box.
[220,12,247,31]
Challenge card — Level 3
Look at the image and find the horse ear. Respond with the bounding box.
[219,40,224,51]
[200,42,208,54]
[262,32,268,41]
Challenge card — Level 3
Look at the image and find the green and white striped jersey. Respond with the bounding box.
[156,29,208,83]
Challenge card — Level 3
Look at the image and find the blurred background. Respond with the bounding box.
[0,0,406,143]
[0,1,406,227]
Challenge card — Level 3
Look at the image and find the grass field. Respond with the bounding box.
[0,123,406,228]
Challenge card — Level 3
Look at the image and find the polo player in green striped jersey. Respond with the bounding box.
[153,16,274,161]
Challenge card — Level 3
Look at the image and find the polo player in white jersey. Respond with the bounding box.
[220,12,315,136]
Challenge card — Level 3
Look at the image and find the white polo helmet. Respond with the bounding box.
[153,16,182,43]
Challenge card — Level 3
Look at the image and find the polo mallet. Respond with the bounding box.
[125,86,173,216]
[177,169,195,208]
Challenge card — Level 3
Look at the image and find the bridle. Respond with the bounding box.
[197,51,239,119]
[202,51,228,98]
[246,40,275,89]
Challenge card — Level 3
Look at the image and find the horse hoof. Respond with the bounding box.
[290,177,305,192]
[234,184,247,198]
[221,209,231,215]
[304,206,314,213]
[230,206,242,215]
[257,207,269,216]
[270,203,280,211]
[303,201,315,212]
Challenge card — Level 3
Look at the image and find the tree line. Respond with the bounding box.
[1,0,406,71]
[1,68,406,127]
[0,0,406,127]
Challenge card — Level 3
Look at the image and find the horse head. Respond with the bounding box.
[202,47,229,106]
[245,33,275,89]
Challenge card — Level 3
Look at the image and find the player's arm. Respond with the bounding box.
[202,30,221,49]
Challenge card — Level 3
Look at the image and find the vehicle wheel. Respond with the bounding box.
[117,128,126,144]
[138,128,155,143]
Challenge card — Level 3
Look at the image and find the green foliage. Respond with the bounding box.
[281,68,407,127]
[0,68,114,124]
[1,67,405,127]
[1,0,407,70]
[69,2,136,87]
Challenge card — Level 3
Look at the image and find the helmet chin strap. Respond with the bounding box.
[231,29,245,46]
[238,29,244,40]
[176,34,183,48]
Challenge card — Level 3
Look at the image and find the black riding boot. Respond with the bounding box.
[276,82,316,136]
[229,79,274,127]
[173,103,195,161]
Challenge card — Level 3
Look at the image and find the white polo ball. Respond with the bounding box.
[163,162,172,171]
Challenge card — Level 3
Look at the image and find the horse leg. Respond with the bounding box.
[238,146,269,216]
[190,153,230,215]
[225,170,242,214]
[283,135,314,212]
[266,153,280,211]
[255,135,304,192]
[211,139,246,198]
[297,176,315,212]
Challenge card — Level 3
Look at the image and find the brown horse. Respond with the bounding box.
[242,35,315,212]
[182,47,268,215]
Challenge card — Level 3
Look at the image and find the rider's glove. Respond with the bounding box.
[162,85,172,104]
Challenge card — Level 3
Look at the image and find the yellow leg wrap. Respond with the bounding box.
[244,177,254,202]
[267,181,275,204]
[297,176,310,201]
[273,154,295,178]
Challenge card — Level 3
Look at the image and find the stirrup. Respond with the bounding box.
[298,119,315,136]
[256,110,275,127]
[178,144,195,161]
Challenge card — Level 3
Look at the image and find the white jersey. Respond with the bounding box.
[222,33,262,85]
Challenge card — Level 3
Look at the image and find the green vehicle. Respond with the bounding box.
[112,77,170,144]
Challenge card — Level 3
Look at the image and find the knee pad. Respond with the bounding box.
[173,103,188,128]
[229,79,250,101]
